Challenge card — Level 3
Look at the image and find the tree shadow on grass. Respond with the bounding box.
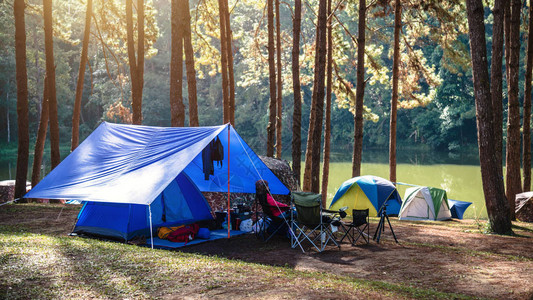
[51,237,161,299]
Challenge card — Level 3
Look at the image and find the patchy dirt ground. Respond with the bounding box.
[1,204,533,299]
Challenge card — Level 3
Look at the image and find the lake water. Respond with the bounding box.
[0,149,494,219]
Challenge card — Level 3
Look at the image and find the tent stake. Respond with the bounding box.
[227,124,231,239]
[149,204,154,249]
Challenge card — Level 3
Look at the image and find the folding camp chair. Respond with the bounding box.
[254,180,290,242]
[339,209,370,245]
[290,191,340,252]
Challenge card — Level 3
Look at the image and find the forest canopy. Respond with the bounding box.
[0,0,488,154]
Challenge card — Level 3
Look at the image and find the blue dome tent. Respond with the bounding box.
[328,175,402,217]
[24,122,290,246]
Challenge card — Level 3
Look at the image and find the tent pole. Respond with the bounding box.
[227,124,231,239]
[149,204,154,249]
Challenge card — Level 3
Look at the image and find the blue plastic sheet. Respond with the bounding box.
[24,122,289,205]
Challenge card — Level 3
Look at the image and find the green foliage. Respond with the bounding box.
[0,0,518,157]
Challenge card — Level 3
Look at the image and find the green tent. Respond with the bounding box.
[398,186,451,221]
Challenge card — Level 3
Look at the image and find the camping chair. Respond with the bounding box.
[290,191,340,252]
[254,180,290,242]
[339,209,370,245]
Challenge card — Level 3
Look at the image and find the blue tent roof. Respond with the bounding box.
[24,122,289,205]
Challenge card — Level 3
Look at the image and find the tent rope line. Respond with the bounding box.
[0,198,20,207]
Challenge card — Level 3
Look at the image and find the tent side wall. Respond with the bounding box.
[328,184,379,217]
[73,173,214,241]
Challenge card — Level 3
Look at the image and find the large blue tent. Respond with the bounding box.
[24,122,289,242]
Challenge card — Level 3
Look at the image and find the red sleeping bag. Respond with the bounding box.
[166,224,200,244]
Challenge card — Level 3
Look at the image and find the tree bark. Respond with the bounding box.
[43,0,60,169]
[491,0,504,178]
[267,0,277,157]
[505,0,521,220]
[218,0,229,124]
[389,0,401,184]
[291,0,302,186]
[466,0,512,234]
[182,0,199,127]
[223,0,235,125]
[32,76,49,189]
[6,87,10,144]
[524,0,533,192]
[14,0,29,199]
[504,0,511,81]
[170,0,184,127]
[126,0,139,124]
[304,0,328,193]
[352,0,366,178]
[275,0,283,158]
[321,0,333,205]
[71,0,92,151]
[135,0,145,125]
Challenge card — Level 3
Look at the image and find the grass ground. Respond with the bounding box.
[1,203,532,299]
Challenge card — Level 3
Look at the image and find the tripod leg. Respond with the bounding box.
[385,215,398,243]
[376,220,383,243]
[373,215,384,241]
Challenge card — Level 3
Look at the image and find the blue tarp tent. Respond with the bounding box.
[24,122,289,242]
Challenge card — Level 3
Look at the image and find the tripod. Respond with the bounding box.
[372,204,398,243]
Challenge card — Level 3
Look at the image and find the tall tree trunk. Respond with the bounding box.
[275,0,283,158]
[170,0,184,127]
[505,0,521,220]
[182,0,198,127]
[126,0,139,124]
[321,0,333,205]
[71,0,92,151]
[135,0,145,125]
[43,0,60,169]
[389,0,401,184]
[504,0,511,81]
[218,0,229,124]
[32,77,49,189]
[223,0,235,125]
[6,87,10,144]
[466,0,512,234]
[14,0,29,199]
[491,0,504,178]
[352,0,366,177]
[126,0,144,125]
[524,0,533,191]
[291,0,302,186]
[304,0,328,193]
[267,0,277,157]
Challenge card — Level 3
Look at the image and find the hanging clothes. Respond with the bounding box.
[212,137,224,167]
[202,142,214,180]
[202,137,225,180]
